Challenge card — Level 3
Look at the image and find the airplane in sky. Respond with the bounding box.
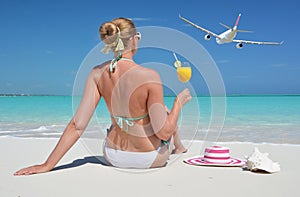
[179,14,283,48]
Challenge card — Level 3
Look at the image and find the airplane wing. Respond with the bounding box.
[233,39,283,45]
[179,15,221,39]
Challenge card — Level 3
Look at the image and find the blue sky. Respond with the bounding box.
[0,0,299,95]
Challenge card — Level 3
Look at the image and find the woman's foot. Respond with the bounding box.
[173,146,188,154]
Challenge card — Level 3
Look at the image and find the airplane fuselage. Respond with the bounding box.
[216,29,237,44]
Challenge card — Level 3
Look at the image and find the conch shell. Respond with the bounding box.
[245,147,280,173]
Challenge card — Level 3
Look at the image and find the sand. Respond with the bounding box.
[1,136,299,197]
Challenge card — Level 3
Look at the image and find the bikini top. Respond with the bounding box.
[111,113,149,132]
[109,52,149,132]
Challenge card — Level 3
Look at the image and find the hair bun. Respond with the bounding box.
[99,18,136,53]
[99,22,119,44]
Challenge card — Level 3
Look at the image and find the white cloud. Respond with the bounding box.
[65,83,72,88]
[46,50,54,54]
[233,75,249,79]
[131,17,169,23]
[217,59,230,64]
[70,70,77,76]
[33,84,45,88]
[271,63,288,68]
[130,17,152,21]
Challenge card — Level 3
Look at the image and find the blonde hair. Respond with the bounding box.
[99,17,136,50]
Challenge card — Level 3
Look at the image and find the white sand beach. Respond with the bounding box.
[1,136,299,197]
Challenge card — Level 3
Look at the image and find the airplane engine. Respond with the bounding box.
[204,34,211,40]
[236,43,243,49]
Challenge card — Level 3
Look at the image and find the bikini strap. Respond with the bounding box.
[109,52,134,73]
[109,51,122,73]
[111,113,148,132]
[160,140,171,153]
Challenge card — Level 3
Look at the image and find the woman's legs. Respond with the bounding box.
[172,126,188,154]
[150,126,187,168]
[164,106,187,154]
[150,137,174,168]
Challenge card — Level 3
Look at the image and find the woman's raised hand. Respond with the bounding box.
[176,88,192,108]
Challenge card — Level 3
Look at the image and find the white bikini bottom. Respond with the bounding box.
[104,145,161,169]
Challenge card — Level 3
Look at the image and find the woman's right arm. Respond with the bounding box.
[147,72,191,141]
[14,67,103,176]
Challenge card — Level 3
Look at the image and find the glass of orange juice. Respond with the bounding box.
[177,62,192,83]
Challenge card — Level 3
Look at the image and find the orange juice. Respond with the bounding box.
[177,66,192,83]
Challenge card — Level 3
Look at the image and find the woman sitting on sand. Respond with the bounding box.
[14,17,191,175]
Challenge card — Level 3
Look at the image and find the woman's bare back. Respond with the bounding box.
[96,59,162,152]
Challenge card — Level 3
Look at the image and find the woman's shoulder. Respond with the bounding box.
[137,66,161,81]
[93,61,110,71]
[87,61,110,81]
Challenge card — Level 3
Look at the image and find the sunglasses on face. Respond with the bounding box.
[135,32,141,40]
[130,32,141,41]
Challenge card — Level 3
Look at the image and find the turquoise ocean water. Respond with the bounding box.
[0,95,299,144]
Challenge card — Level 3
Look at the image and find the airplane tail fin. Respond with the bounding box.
[234,13,242,27]
[220,14,243,31]
[233,13,252,32]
